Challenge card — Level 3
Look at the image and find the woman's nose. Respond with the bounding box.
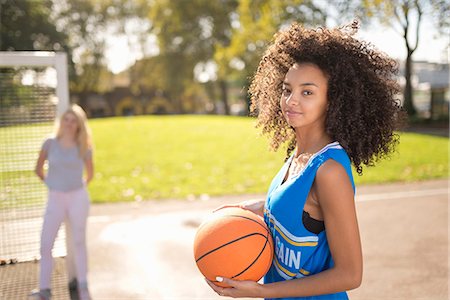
[286,92,299,106]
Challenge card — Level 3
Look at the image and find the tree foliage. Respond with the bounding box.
[2,0,330,114]
[215,0,326,78]
[0,0,69,51]
[214,0,326,111]
[127,0,326,114]
[136,0,238,112]
[1,0,125,94]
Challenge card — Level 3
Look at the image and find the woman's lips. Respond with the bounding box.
[285,110,303,117]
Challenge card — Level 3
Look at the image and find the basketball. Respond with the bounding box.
[193,206,274,287]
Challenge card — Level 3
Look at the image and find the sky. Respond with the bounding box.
[357,18,449,64]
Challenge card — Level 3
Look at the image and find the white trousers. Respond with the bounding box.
[39,187,90,289]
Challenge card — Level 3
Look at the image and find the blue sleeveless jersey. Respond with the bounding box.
[263,142,355,300]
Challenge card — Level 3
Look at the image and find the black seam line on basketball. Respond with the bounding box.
[195,232,267,263]
[196,213,269,234]
[220,214,270,233]
[231,235,270,279]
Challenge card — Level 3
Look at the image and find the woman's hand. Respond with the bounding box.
[205,277,263,298]
[214,199,265,217]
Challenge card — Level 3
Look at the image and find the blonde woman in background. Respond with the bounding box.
[29,104,94,300]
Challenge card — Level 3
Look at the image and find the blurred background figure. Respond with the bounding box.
[29,104,94,300]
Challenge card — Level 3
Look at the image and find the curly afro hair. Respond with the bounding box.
[249,21,404,175]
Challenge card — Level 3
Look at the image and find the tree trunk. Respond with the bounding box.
[430,91,436,119]
[403,52,416,116]
[219,79,230,115]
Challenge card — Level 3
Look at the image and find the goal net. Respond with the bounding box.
[0,52,70,264]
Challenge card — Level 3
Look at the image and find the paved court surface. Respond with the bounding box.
[0,258,69,300]
[86,179,448,300]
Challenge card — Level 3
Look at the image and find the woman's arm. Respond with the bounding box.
[84,156,94,185]
[35,149,47,181]
[207,160,362,298]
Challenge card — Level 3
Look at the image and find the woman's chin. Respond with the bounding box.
[286,119,302,128]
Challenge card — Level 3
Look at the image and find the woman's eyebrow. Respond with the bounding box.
[283,81,318,87]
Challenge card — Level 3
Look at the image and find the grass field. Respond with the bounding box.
[89,115,285,202]
[1,115,448,203]
[88,115,448,203]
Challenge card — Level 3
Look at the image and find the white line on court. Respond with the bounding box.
[356,188,448,202]
[89,188,448,223]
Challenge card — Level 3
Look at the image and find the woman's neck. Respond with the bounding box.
[58,133,77,146]
[294,129,332,156]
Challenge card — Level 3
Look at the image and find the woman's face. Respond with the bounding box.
[280,63,329,130]
[61,112,79,136]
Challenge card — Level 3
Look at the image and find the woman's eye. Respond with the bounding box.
[282,88,291,96]
[302,90,313,96]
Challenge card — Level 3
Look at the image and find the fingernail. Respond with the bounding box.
[216,276,223,282]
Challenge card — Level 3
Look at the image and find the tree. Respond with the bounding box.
[335,0,450,117]
[138,0,238,113]
[0,0,69,51]
[122,0,327,114]
[51,0,122,99]
[214,0,327,112]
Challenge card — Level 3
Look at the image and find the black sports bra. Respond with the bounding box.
[303,211,325,234]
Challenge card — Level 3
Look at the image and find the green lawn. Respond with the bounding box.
[356,132,449,183]
[89,115,285,202]
[87,115,448,203]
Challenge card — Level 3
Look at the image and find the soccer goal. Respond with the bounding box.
[0,52,70,264]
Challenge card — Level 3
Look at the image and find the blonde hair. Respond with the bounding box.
[56,104,92,158]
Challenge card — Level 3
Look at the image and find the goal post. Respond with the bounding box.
[0,51,70,116]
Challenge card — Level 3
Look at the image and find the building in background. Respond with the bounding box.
[398,60,449,119]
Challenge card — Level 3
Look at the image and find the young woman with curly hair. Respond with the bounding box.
[206,21,403,299]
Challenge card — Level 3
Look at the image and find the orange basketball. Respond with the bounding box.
[193,207,274,287]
